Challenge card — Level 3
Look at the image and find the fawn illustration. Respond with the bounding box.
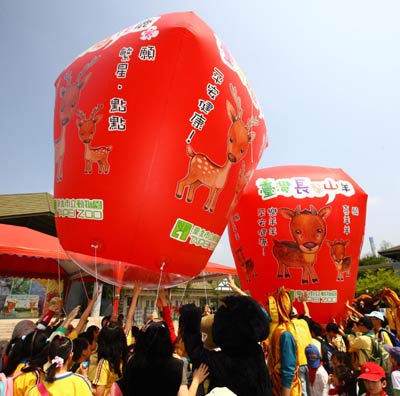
[175,83,258,213]
[327,240,352,281]
[235,246,256,282]
[76,104,112,174]
[54,56,98,182]
[272,205,332,284]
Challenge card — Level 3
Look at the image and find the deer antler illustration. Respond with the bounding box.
[175,83,258,213]
[54,56,99,182]
[76,104,112,174]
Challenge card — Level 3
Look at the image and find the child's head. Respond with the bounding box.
[333,365,356,390]
[331,350,352,370]
[358,362,386,395]
[384,345,400,367]
[174,335,187,357]
[305,344,321,368]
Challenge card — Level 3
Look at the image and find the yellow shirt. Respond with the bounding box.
[92,358,121,396]
[88,350,99,382]
[347,333,373,370]
[13,369,43,396]
[27,372,92,396]
[291,318,313,366]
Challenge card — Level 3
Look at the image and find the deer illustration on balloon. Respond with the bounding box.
[54,56,99,182]
[272,205,332,284]
[175,83,258,213]
[327,240,352,281]
[76,104,112,174]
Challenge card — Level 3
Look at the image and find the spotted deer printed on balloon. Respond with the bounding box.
[76,104,112,174]
[175,83,258,212]
[272,205,332,284]
[54,56,99,182]
[235,246,256,282]
[327,240,352,281]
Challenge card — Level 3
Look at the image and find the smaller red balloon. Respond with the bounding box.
[228,165,368,324]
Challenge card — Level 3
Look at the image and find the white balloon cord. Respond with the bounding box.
[250,100,254,163]
[180,281,189,305]
[91,244,99,283]
[154,262,166,313]
[202,271,208,306]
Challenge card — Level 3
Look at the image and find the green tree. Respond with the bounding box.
[356,255,400,296]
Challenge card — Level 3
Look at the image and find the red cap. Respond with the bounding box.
[358,362,385,381]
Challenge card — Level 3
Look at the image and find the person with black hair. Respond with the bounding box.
[122,320,208,396]
[87,325,100,340]
[27,335,92,396]
[2,329,49,396]
[345,316,375,374]
[326,323,347,353]
[329,365,357,396]
[310,320,337,375]
[92,323,128,396]
[70,336,91,373]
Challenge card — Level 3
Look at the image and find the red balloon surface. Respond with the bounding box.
[53,12,267,288]
[228,165,367,324]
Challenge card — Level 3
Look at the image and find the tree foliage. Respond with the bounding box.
[356,255,400,297]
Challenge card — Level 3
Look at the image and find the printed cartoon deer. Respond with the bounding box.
[327,240,352,281]
[229,162,253,213]
[235,246,257,282]
[76,104,112,174]
[272,205,332,284]
[175,83,258,213]
[54,56,98,182]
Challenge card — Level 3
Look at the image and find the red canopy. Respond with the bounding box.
[0,224,82,279]
[0,223,236,282]
[203,261,237,275]
[198,261,237,281]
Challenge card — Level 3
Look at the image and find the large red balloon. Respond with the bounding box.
[228,165,367,324]
[53,12,267,288]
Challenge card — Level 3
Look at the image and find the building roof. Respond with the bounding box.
[379,245,400,261]
[0,192,57,236]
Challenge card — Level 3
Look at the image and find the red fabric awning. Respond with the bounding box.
[0,223,237,282]
[203,261,237,275]
[0,224,79,279]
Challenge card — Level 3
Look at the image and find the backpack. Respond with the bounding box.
[316,338,337,374]
[379,328,400,347]
[362,335,391,373]
[0,371,23,396]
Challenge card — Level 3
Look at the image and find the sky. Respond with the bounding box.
[1,1,400,268]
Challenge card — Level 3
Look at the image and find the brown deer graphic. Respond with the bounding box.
[175,83,258,213]
[327,240,352,281]
[273,205,332,284]
[235,246,256,282]
[76,104,112,174]
[54,56,98,182]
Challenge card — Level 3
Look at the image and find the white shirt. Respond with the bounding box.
[310,365,330,396]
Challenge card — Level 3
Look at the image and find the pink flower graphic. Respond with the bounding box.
[140,26,159,41]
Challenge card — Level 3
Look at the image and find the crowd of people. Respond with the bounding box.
[1,279,400,396]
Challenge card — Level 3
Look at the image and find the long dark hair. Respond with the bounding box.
[2,336,25,376]
[21,329,49,373]
[97,323,127,377]
[122,320,180,396]
[335,365,357,396]
[46,336,73,383]
[133,321,173,366]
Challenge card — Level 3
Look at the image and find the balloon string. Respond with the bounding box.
[154,262,165,312]
[57,245,66,317]
[202,271,208,306]
[250,99,254,163]
[91,244,99,304]
[180,281,190,305]
[79,267,89,301]
[91,244,99,283]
